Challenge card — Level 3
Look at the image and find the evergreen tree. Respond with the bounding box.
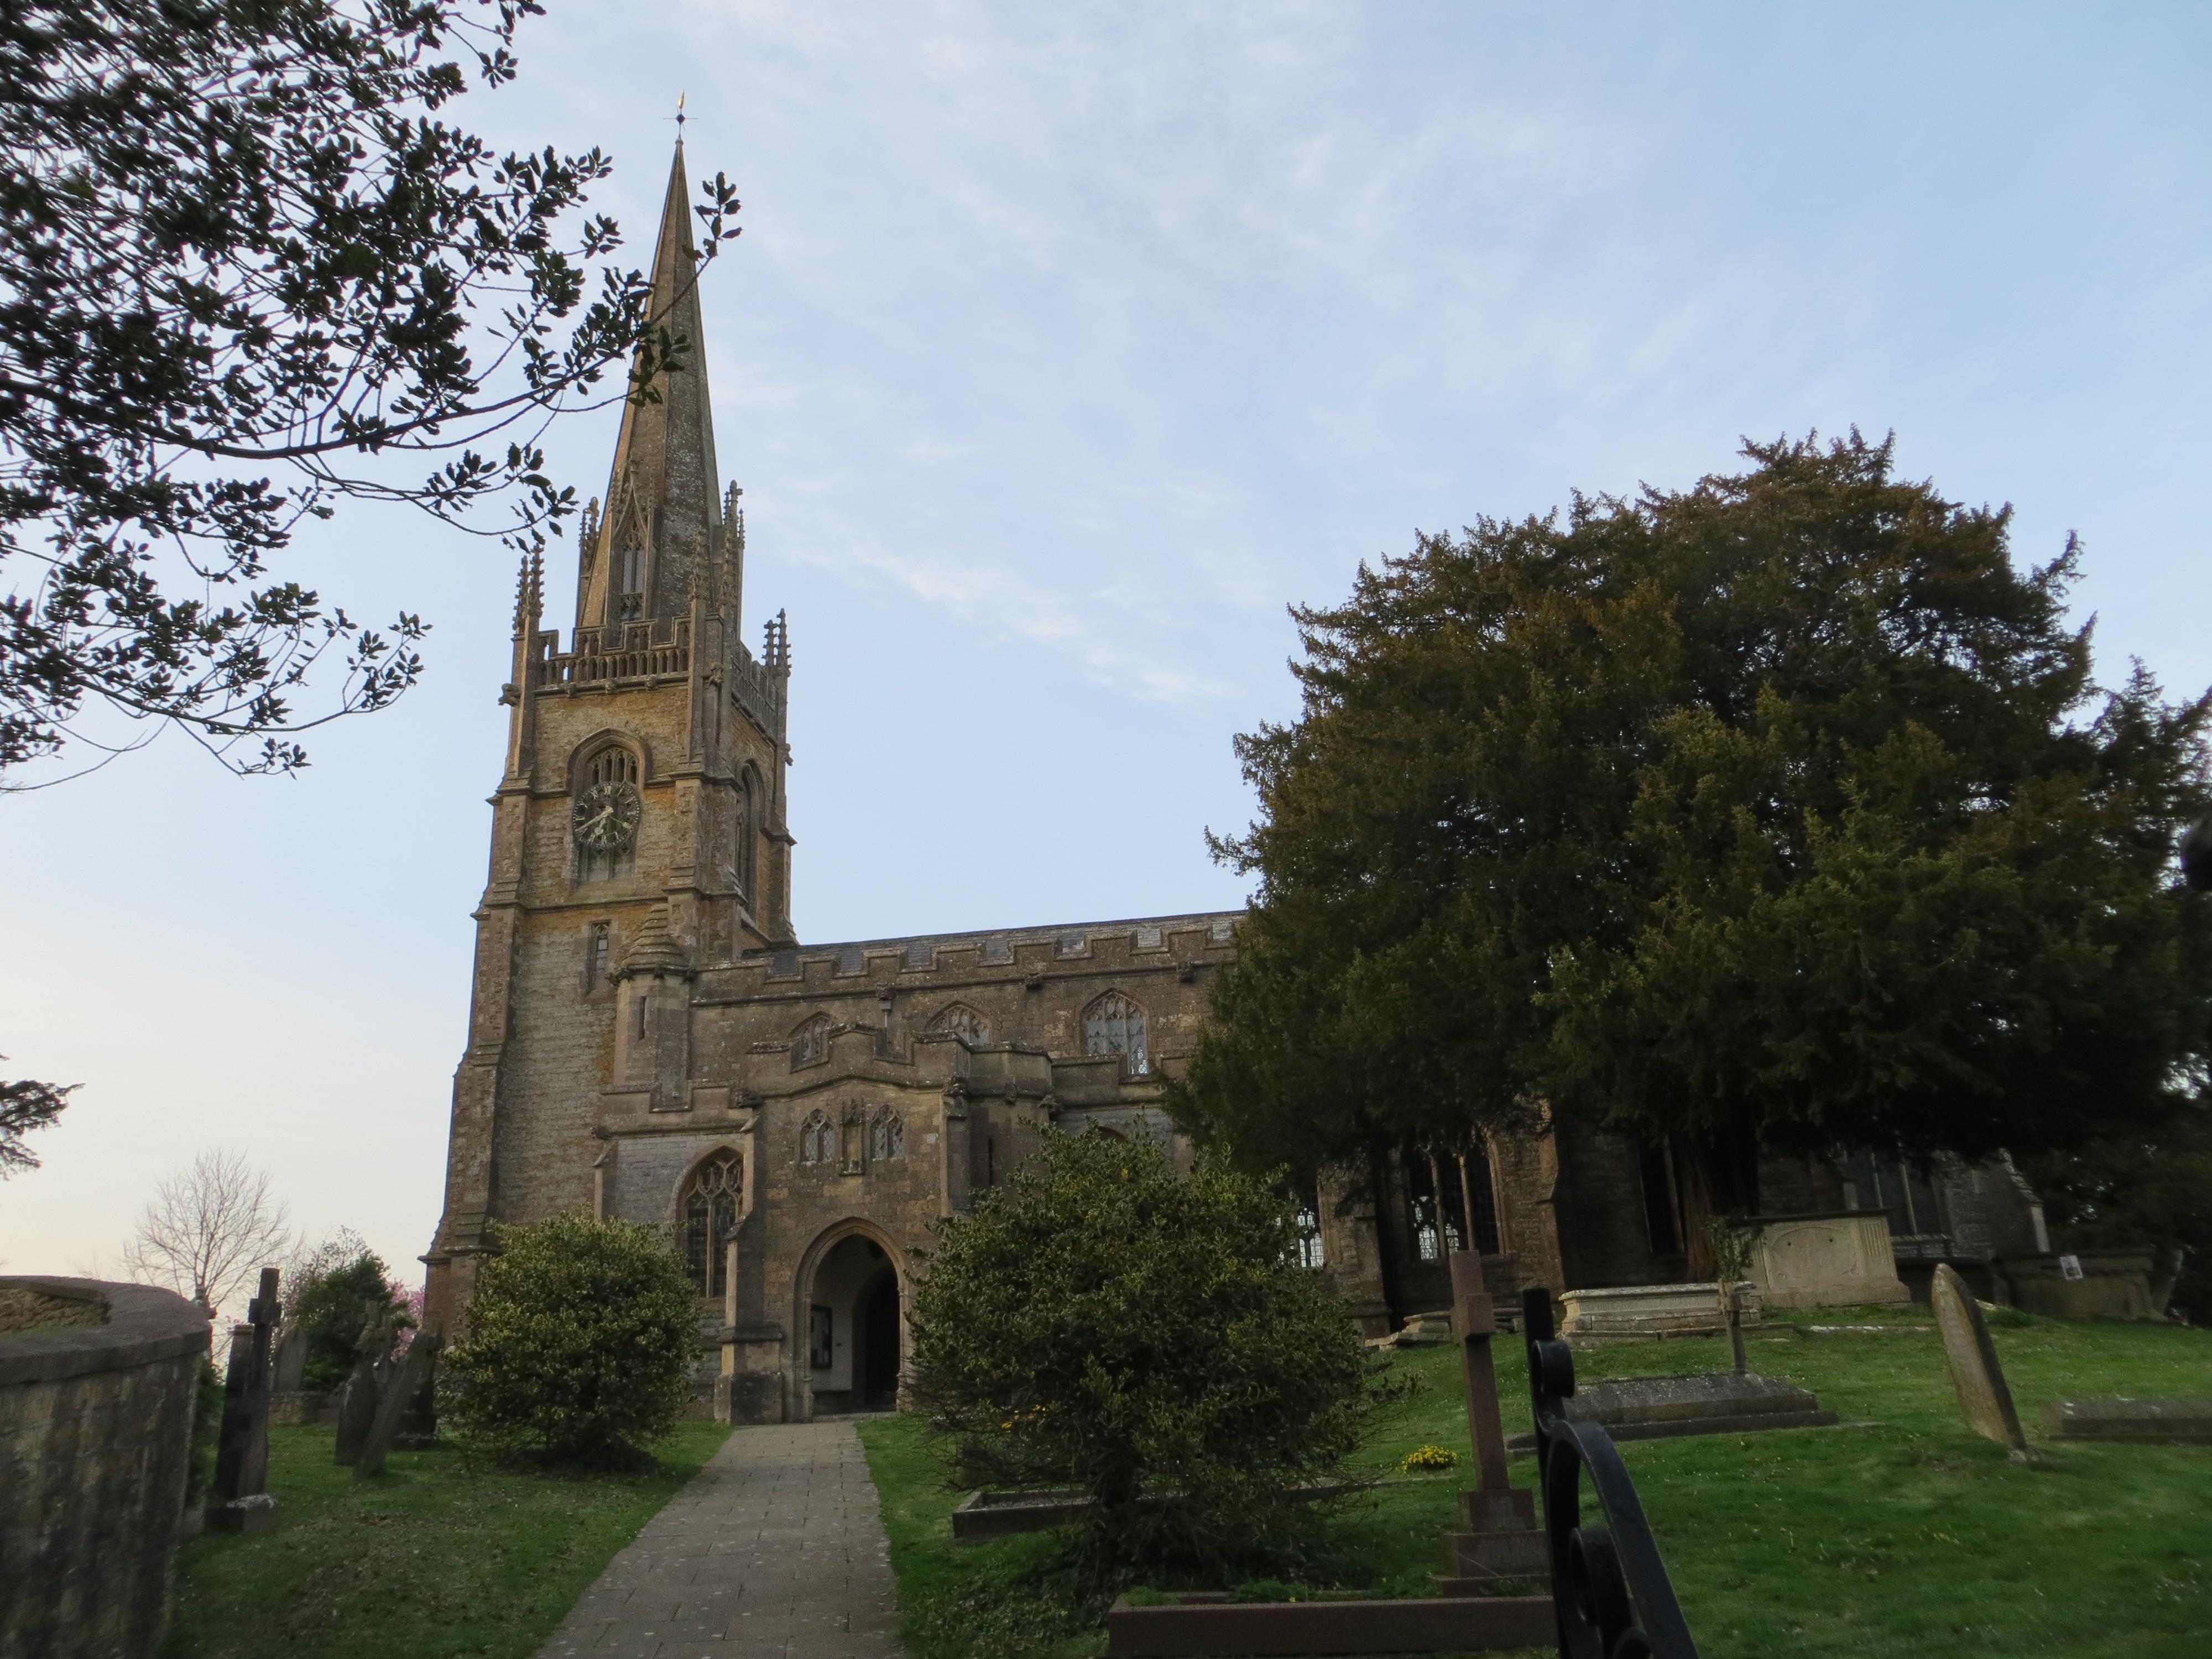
[1173,434,2212,1252]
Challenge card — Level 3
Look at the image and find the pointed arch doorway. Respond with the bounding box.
[795,1223,905,1418]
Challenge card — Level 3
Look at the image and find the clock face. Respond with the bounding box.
[573,781,643,853]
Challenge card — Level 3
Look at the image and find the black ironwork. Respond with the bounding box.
[1524,1287,1699,1659]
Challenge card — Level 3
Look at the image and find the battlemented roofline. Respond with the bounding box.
[705,907,1245,978]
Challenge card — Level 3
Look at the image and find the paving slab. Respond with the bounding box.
[536,1420,904,1659]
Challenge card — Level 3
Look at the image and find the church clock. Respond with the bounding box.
[572,779,643,854]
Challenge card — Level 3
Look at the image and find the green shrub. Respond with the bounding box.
[440,1214,699,1466]
[908,1130,1371,1588]
[291,1250,408,1392]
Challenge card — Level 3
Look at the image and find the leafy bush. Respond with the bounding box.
[908,1130,1371,1587]
[291,1249,409,1392]
[440,1214,700,1467]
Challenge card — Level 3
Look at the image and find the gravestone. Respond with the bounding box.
[270,1316,306,1392]
[2042,1397,2212,1445]
[1504,1371,1834,1450]
[206,1267,281,1533]
[356,1333,441,1477]
[1437,1251,1548,1589]
[1929,1262,2028,1456]
[333,1298,397,1466]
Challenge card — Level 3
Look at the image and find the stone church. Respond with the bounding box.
[423,143,2048,1421]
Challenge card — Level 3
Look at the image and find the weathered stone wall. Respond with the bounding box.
[0,1279,210,1659]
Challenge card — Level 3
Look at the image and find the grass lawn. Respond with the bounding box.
[858,1306,2212,1659]
[164,1419,732,1659]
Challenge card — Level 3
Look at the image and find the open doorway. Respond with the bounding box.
[805,1232,900,1415]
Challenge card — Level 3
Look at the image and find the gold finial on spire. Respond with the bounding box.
[675,90,686,131]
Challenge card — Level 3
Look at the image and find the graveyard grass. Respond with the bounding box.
[858,1305,2212,1659]
[163,1418,732,1659]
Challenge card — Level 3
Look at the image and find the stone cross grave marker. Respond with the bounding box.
[1929,1263,2029,1457]
[1441,1250,1548,1587]
[207,1266,281,1532]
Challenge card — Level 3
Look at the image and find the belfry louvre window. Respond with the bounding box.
[682,1152,742,1298]
[791,1014,831,1068]
[586,747,638,788]
[1083,991,1149,1075]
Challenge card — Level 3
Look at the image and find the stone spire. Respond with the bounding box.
[576,138,724,635]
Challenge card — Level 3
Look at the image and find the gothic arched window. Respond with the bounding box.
[681,1151,742,1298]
[737,767,761,901]
[1295,1196,1327,1271]
[927,1003,989,1046]
[791,1014,831,1070]
[1083,991,1149,1076]
[799,1110,832,1165]
[871,1109,905,1164]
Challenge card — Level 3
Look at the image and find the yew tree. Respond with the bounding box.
[1173,434,2212,1239]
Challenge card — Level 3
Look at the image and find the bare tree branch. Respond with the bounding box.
[123,1148,295,1318]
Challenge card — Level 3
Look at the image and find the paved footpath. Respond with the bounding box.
[536,1419,905,1659]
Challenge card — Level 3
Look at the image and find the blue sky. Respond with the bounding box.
[4,3,2207,1299]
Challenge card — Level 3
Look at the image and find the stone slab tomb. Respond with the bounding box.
[1749,1211,1911,1308]
[1505,1370,1835,1452]
[1929,1262,2030,1457]
[2042,1397,2212,1445]
[1557,1281,1763,1340]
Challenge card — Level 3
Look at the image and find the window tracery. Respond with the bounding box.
[1083,991,1149,1075]
[799,1109,832,1165]
[791,1014,831,1069]
[680,1151,742,1297]
[870,1109,905,1164]
[927,1003,989,1046]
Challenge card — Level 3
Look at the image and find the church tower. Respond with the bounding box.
[423,139,791,1333]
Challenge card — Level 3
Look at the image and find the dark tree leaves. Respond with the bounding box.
[1172,433,2212,1185]
[0,1067,74,1176]
[0,0,740,775]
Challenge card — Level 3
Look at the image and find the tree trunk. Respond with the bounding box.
[1675,1136,1761,1280]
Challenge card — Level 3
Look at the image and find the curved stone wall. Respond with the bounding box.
[0,1276,211,1659]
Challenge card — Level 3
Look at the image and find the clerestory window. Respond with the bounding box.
[927,1004,989,1046]
[791,1014,831,1070]
[1083,991,1149,1076]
